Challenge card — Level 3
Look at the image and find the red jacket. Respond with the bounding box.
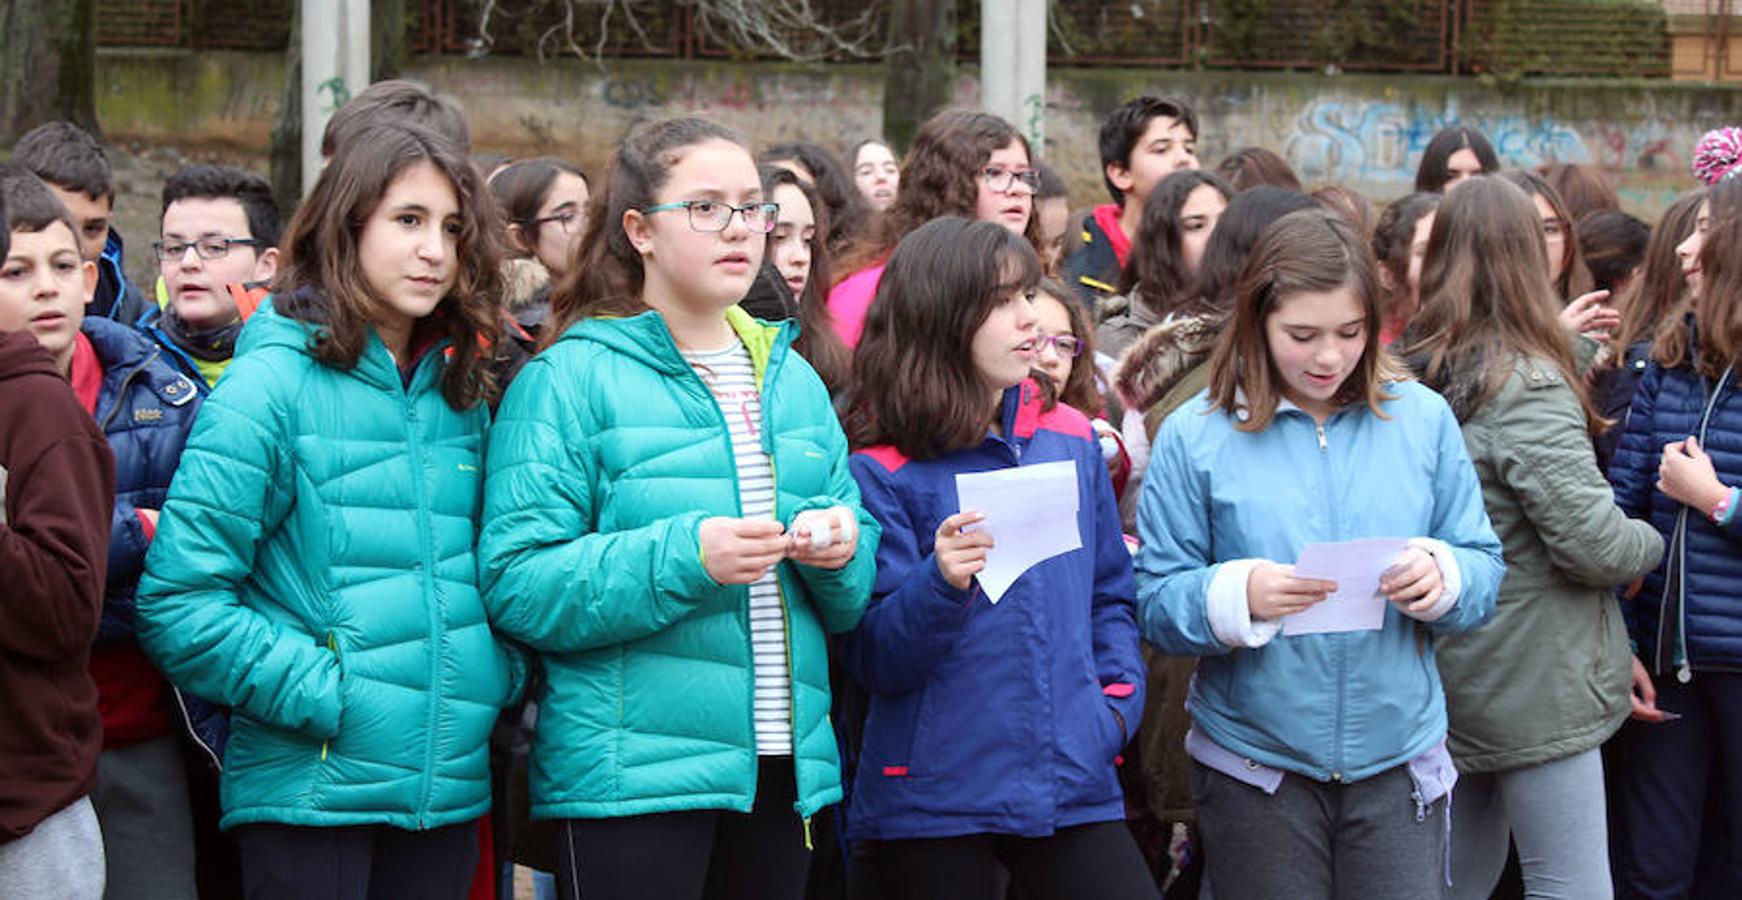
[0,330,114,841]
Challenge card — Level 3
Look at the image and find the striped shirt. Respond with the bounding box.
[682,339,792,756]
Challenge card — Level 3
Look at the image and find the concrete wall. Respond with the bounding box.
[96,49,1742,219]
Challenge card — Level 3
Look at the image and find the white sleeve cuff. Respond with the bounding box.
[1206,559,1281,649]
[1403,537,1462,622]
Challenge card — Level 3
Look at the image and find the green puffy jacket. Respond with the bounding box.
[479,307,877,823]
[136,303,519,831]
[1436,357,1663,773]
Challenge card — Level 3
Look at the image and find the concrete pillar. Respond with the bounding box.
[979,0,1047,153]
[301,0,370,193]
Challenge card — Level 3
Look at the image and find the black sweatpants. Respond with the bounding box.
[555,757,810,900]
[848,820,1160,900]
[234,818,480,900]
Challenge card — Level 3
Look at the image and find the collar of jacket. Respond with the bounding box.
[560,305,794,390]
[238,292,451,395]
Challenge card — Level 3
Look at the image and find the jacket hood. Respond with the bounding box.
[558,306,793,381]
[1111,313,1222,412]
[503,258,552,313]
[81,316,165,373]
[0,329,64,380]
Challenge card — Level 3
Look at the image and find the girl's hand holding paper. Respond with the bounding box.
[936,511,993,591]
[1380,547,1443,613]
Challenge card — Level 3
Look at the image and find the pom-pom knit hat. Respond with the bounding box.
[1693,127,1742,186]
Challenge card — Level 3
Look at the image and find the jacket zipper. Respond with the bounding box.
[404,361,444,828]
[1315,415,1346,780]
[1673,364,1734,682]
[172,687,222,772]
[752,335,813,838]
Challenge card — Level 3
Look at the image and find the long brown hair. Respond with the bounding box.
[760,165,853,392]
[1500,169,1596,302]
[1399,176,1602,431]
[843,217,1045,458]
[1610,189,1702,364]
[1371,192,1441,329]
[1657,178,1742,377]
[274,121,502,410]
[544,118,744,344]
[1118,169,1233,316]
[834,110,1045,280]
[1208,209,1400,432]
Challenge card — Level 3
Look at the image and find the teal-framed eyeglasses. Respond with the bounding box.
[641,200,779,234]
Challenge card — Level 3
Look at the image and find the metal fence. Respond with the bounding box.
[93,0,1685,79]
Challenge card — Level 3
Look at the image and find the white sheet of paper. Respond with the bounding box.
[954,460,1083,603]
[1282,538,1409,636]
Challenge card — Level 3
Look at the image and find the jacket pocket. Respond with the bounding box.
[321,631,343,761]
[1099,701,1127,762]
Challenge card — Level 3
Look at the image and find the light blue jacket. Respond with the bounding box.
[1135,382,1503,783]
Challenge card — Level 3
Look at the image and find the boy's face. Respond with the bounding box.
[1108,115,1199,215]
[0,222,97,371]
[160,197,278,329]
[45,185,113,262]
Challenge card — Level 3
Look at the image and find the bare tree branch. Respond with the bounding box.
[463,0,890,64]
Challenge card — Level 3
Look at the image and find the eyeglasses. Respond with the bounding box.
[641,200,779,234]
[1036,333,1085,358]
[153,237,262,262]
[530,210,582,234]
[981,166,1041,195]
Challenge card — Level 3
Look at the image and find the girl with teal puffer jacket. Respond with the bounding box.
[478,117,878,900]
[135,122,521,900]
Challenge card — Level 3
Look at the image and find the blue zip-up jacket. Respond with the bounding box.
[843,381,1144,841]
[92,229,151,326]
[80,317,227,763]
[1136,383,1503,783]
[1609,353,1742,674]
[82,317,201,647]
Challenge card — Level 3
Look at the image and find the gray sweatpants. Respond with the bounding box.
[1448,747,1611,900]
[0,795,105,899]
[93,734,198,900]
[1191,762,1448,900]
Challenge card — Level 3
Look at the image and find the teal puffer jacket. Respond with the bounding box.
[479,307,877,823]
[137,303,518,831]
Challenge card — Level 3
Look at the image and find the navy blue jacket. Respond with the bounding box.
[1610,352,1742,674]
[1593,341,1653,474]
[83,317,225,761]
[843,381,1144,840]
[91,229,152,326]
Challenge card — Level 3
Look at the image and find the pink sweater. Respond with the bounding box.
[825,263,887,349]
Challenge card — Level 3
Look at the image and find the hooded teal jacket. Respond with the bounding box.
[479,307,877,823]
[136,301,519,831]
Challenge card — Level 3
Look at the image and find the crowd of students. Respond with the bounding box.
[1,77,1739,900]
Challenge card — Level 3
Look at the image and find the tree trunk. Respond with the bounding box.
[0,0,100,145]
[372,0,407,80]
[269,9,303,218]
[882,0,957,154]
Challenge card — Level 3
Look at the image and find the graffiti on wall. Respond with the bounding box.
[1285,99,1591,184]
